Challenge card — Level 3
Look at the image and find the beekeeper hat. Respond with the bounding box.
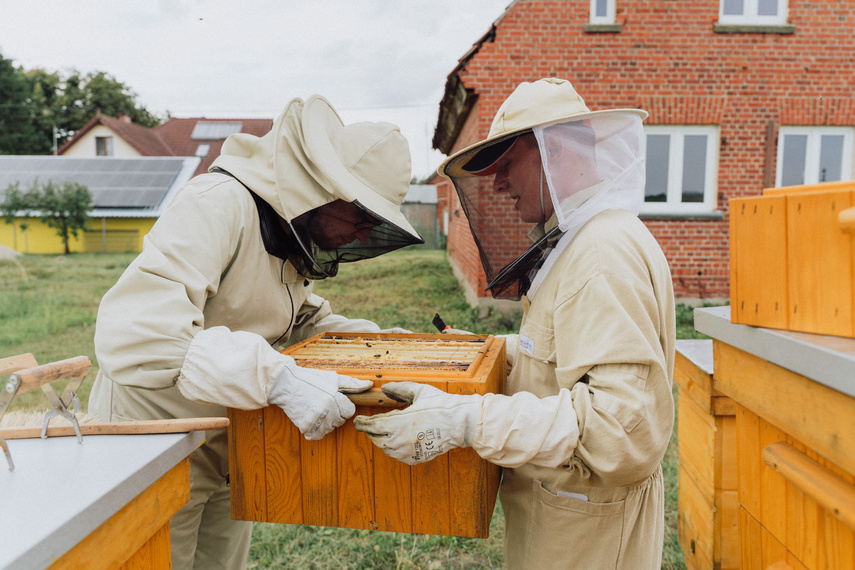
[439,78,648,178]
[300,95,420,241]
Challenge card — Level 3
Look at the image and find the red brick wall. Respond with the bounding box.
[439,0,855,303]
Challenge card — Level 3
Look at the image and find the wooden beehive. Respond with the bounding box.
[227,332,505,538]
[729,179,855,338]
[674,342,739,570]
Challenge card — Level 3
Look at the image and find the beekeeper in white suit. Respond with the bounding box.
[354,78,675,569]
[90,95,423,569]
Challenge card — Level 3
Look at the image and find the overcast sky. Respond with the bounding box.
[0,0,511,178]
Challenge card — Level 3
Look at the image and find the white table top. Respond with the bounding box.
[675,338,714,375]
[0,431,203,570]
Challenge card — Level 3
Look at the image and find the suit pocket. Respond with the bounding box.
[518,319,555,363]
[522,480,624,569]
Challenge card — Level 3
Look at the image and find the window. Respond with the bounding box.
[590,0,615,24]
[641,126,719,215]
[718,0,787,25]
[195,143,211,157]
[776,127,854,187]
[96,136,114,156]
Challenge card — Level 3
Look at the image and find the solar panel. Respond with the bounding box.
[0,157,192,210]
[190,121,243,140]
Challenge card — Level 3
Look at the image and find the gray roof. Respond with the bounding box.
[0,156,200,217]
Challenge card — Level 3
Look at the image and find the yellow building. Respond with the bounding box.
[0,156,199,254]
[0,113,273,254]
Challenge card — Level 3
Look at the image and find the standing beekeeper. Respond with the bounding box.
[89,95,423,570]
[354,78,676,569]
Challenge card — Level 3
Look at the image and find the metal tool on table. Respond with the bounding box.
[0,355,92,471]
[0,353,38,471]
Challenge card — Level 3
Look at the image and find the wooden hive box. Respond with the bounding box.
[729,179,855,338]
[674,341,739,570]
[227,332,505,538]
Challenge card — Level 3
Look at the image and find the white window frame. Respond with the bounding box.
[718,0,788,26]
[775,126,854,188]
[590,0,615,24]
[641,126,719,216]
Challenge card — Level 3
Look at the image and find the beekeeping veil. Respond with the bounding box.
[212,95,424,280]
[438,78,648,300]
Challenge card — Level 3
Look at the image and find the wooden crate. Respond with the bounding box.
[674,343,739,570]
[713,339,855,569]
[227,332,505,538]
[729,179,855,338]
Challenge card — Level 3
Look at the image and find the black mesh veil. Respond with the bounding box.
[287,201,423,279]
[446,113,646,300]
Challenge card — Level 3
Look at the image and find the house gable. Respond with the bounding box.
[59,124,145,158]
[58,115,273,177]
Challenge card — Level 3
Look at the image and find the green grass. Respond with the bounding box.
[0,248,702,568]
[0,252,136,409]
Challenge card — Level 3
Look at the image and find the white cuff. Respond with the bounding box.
[177,326,290,409]
[472,388,580,468]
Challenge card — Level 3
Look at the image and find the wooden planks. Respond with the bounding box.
[730,194,789,329]
[729,182,855,338]
[735,406,855,569]
[52,458,190,570]
[228,332,505,538]
[713,340,855,476]
[674,347,739,570]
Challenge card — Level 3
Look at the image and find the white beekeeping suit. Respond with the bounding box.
[355,78,675,570]
[90,95,422,570]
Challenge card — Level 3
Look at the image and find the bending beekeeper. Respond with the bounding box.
[354,78,676,569]
[90,95,423,570]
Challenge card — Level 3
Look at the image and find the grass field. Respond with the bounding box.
[0,249,698,568]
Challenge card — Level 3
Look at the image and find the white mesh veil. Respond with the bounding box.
[446,112,646,300]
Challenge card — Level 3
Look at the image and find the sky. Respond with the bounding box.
[0,0,512,179]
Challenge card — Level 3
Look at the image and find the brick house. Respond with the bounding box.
[430,0,855,311]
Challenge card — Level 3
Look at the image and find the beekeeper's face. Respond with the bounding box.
[308,200,379,249]
[491,134,554,224]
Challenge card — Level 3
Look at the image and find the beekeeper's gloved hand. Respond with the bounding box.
[269,362,373,441]
[353,382,480,465]
[442,327,473,335]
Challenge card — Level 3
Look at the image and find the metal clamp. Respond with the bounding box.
[0,356,92,471]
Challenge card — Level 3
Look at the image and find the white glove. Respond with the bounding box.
[353,382,480,465]
[442,328,473,335]
[496,333,519,369]
[269,361,373,440]
[309,314,411,335]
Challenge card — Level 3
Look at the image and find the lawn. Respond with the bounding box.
[0,248,698,568]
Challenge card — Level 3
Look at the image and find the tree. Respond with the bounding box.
[1,181,43,252]
[2,182,26,250]
[0,52,48,154]
[55,70,161,138]
[23,68,64,152]
[35,180,93,254]
[1,49,165,154]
